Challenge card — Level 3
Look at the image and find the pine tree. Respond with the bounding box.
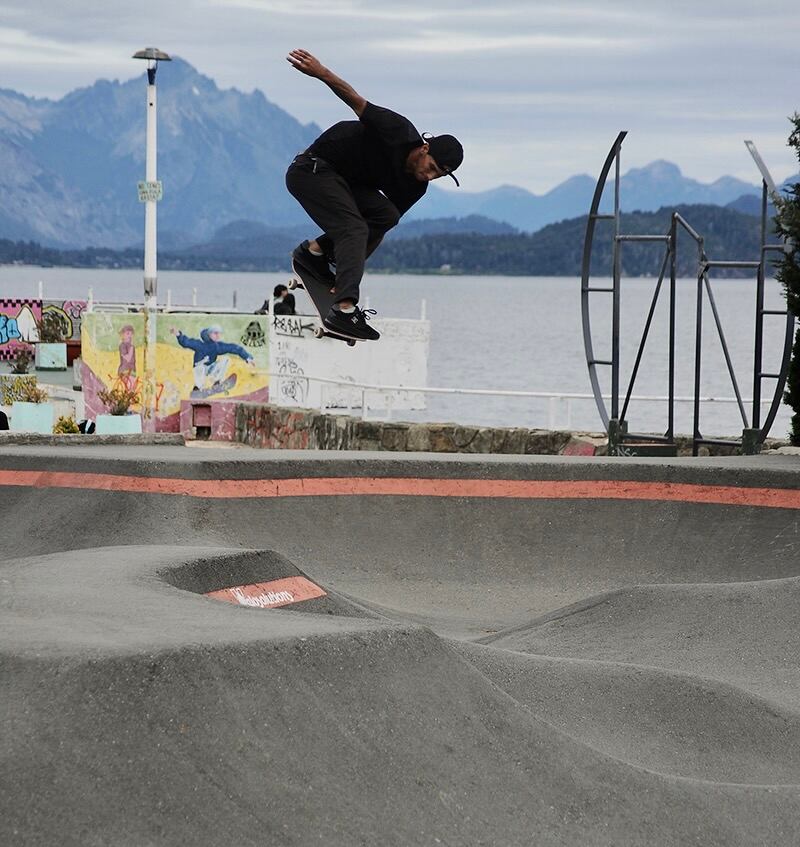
[775,114,800,444]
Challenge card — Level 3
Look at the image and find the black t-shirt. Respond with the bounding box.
[308,102,427,216]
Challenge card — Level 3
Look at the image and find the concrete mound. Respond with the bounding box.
[456,642,800,786]
[2,447,800,844]
[0,545,383,656]
[162,548,376,618]
[485,575,800,709]
[5,622,800,846]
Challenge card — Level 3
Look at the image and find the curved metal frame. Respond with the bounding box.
[580,131,626,430]
[754,185,795,444]
[760,313,795,441]
[581,133,795,451]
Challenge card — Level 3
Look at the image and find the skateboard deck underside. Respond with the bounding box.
[290,259,360,344]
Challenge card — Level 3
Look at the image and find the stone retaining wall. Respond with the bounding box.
[234,403,605,455]
[234,402,790,457]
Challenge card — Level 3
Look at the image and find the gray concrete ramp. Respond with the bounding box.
[1,446,800,844]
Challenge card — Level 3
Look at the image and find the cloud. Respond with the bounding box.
[372,32,640,55]
[0,0,796,191]
[206,0,437,22]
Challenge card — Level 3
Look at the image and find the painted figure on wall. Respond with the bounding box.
[117,324,137,389]
[171,324,256,399]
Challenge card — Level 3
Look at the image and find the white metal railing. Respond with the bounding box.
[85,287,244,313]
[267,372,778,431]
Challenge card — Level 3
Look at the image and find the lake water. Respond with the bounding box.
[2,265,793,439]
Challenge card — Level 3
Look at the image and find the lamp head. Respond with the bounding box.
[132,48,172,62]
[133,48,171,83]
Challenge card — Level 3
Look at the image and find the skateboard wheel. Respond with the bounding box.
[314,327,325,339]
[347,339,356,347]
[288,278,298,290]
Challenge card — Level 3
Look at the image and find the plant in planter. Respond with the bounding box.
[53,415,80,435]
[96,384,142,434]
[0,374,38,405]
[35,311,69,371]
[14,380,48,404]
[98,385,140,415]
[10,379,54,434]
[10,345,34,374]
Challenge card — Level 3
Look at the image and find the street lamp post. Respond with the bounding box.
[133,47,171,431]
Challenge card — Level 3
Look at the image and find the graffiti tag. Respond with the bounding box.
[272,315,316,338]
[0,316,21,345]
[274,353,308,404]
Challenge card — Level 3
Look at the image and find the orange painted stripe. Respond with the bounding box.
[0,468,799,509]
[206,576,326,609]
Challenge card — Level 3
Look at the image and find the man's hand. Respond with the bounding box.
[286,48,366,117]
[287,49,326,79]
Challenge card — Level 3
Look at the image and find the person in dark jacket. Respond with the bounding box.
[256,285,296,315]
[171,325,255,391]
[285,48,463,341]
[272,284,296,315]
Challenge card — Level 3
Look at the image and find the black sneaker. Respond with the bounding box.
[292,240,335,283]
[324,306,381,341]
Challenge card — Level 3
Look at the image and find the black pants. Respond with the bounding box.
[285,153,400,305]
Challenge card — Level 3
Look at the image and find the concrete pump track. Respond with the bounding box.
[2,445,800,846]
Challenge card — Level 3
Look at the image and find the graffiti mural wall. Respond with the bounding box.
[0,298,87,361]
[0,299,41,361]
[270,314,429,411]
[42,300,87,341]
[81,312,269,431]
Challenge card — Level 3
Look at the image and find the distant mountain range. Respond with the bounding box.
[0,58,320,248]
[372,204,781,277]
[0,204,779,278]
[0,57,796,249]
[403,161,791,233]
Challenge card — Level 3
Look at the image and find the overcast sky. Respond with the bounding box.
[1,0,798,193]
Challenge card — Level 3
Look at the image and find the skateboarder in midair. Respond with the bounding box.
[285,48,463,341]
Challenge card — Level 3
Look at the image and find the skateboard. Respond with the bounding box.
[190,373,237,399]
[289,258,358,347]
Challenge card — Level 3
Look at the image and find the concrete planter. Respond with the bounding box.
[95,413,143,435]
[11,401,55,434]
[35,342,67,371]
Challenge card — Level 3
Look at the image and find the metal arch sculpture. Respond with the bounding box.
[580,131,626,431]
[580,133,795,456]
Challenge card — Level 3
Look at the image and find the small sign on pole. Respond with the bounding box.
[137,180,163,203]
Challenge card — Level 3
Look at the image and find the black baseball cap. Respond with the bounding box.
[426,134,463,186]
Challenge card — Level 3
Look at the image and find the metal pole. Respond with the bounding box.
[668,214,677,440]
[133,48,170,429]
[692,268,705,455]
[703,273,749,427]
[621,246,669,422]
[141,63,159,431]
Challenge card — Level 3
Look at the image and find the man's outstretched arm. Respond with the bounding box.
[287,49,367,117]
